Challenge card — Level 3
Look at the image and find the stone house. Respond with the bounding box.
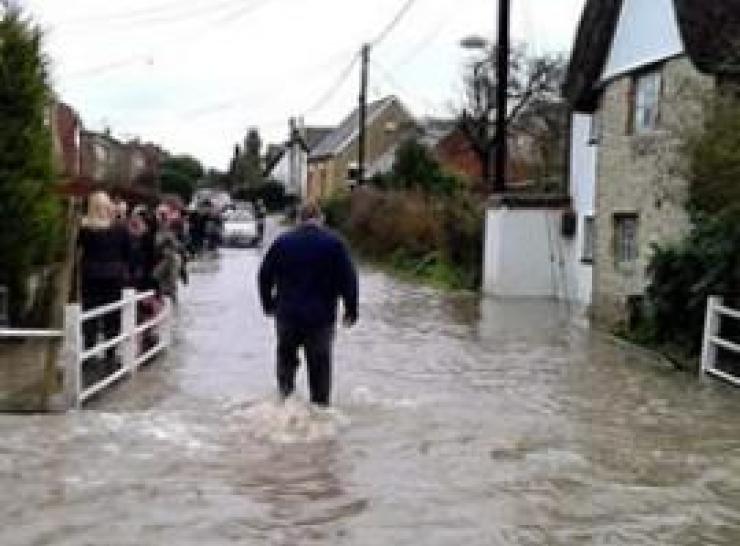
[307,96,415,200]
[563,0,740,327]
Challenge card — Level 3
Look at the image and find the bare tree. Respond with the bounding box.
[458,44,566,190]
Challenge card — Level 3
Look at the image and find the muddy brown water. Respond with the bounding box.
[0,249,739,545]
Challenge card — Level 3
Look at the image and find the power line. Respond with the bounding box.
[302,52,361,116]
[371,0,418,47]
[56,0,239,29]
[65,0,274,79]
[392,3,463,70]
[185,48,357,119]
[370,59,439,114]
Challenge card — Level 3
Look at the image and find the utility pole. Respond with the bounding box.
[494,0,510,193]
[288,117,296,196]
[358,43,370,186]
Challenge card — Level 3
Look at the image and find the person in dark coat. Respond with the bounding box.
[258,202,358,406]
[254,199,266,243]
[77,191,131,364]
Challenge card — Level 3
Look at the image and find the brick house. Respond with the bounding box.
[563,0,740,327]
[79,130,164,198]
[80,130,118,185]
[50,101,81,179]
[307,96,415,200]
[433,128,540,191]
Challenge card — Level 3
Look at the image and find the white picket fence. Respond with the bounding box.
[0,288,172,409]
[701,296,740,387]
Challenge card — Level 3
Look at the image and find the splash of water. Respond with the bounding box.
[234,397,350,444]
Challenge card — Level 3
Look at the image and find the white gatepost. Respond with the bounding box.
[162,297,173,348]
[701,296,722,374]
[121,288,137,373]
[62,303,83,409]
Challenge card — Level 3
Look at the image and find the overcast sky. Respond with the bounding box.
[22,0,586,169]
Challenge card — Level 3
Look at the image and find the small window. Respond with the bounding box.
[582,216,595,263]
[633,71,662,133]
[588,111,602,145]
[614,213,639,263]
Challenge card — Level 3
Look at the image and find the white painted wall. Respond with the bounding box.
[483,207,569,298]
[601,0,685,81]
[271,146,308,198]
[567,113,597,309]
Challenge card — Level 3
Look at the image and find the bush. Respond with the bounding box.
[685,94,740,215]
[0,8,62,325]
[320,192,351,230]
[638,92,740,356]
[376,138,462,196]
[324,187,484,290]
[645,208,740,355]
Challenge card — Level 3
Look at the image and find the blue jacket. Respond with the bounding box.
[258,224,358,328]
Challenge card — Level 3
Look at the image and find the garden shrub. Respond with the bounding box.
[0,8,62,325]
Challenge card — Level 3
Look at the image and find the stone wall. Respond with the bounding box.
[0,339,61,412]
[592,55,714,327]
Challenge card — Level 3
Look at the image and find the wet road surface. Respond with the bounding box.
[1,247,740,545]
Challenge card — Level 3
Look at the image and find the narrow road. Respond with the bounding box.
[0,235,739,544]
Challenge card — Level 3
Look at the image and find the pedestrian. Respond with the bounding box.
[258,201,358,406]
[129,206,160,352]
[254,199,266,244]
[77,191,131,369]
[154,205,184,304]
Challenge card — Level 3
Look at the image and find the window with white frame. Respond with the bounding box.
[614,213,639,263]
[582,216,595,263]
[588,111,602,145]
[634,70,662,133]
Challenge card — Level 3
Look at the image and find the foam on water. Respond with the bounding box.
[233,397,350,444]
[346,386,421,409]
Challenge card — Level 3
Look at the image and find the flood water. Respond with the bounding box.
[1,248,739,545]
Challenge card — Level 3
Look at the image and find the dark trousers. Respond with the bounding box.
[276,321,335,406]
[82,287,122,359]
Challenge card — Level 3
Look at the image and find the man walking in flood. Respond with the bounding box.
[258,202,358,406]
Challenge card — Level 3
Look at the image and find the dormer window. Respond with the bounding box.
[632,70,662,134]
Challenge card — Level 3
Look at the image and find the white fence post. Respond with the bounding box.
[162,297,173,349]
[121,288,137,373]
[701,296,722,375]
[62,303,82,409]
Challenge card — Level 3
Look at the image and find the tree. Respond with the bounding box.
[378,138,460,195]
[684,93,740,215]
[159,155,204,203]
[229,128,264,191]
[458,44,565,191]
[0,6,61,324]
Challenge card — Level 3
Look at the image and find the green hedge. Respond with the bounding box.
[0,8,62,325]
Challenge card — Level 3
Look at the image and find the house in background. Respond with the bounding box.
[78,130,165,200]
[307,95,415,200]
[80,130,117,185]
[267,120,334,200]
[563,0,740,327]
[50,101,82,179]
